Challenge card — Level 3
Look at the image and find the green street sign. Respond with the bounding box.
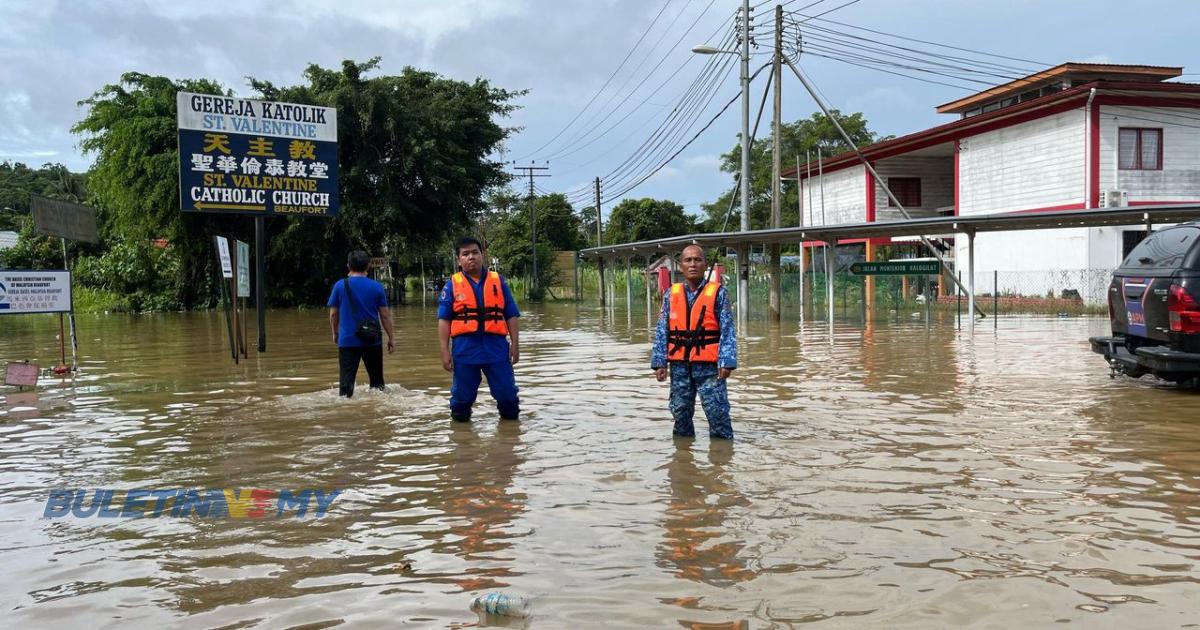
[849,261,941,276]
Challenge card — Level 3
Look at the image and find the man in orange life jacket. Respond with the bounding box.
[651,244,737,439]
[437,237,521,422]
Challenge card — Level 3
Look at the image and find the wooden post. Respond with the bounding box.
[865,240,875,314]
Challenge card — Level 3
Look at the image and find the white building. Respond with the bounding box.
[794,63,1200,302]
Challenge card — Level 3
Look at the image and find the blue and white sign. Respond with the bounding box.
[177,92,339,217]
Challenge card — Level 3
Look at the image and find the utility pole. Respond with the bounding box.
[738,0,751,323]
[595,176,606,307]
[768,3,783,322]
[512,164,550,297]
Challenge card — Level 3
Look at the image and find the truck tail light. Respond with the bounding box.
[1168,284,1200,334]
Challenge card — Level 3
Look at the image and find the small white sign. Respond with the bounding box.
[0,270,72,314]
[236,240,251,297]
[215,236,233,279]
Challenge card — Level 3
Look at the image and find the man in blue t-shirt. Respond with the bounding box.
[327,250,394,397]
[437,237,521,421]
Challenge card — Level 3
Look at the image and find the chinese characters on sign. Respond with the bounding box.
[0,271,73,314]
[178,92,339,217]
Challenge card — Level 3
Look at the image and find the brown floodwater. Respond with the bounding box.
[1,302,1198,628]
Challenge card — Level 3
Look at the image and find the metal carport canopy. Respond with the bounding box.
[579,203,1200,259]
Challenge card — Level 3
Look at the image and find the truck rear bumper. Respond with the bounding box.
[1090,335,1200,380]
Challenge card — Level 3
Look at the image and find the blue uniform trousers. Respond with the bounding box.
[669,362,733,439]
[451,360,520,420]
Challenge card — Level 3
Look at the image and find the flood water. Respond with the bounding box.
[1,302,1198,628]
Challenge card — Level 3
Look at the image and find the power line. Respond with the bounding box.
[799,12,1046,67]
[800,0,861,22]
[515,0,678,161]
[557,46,736,202]
[541,0,724,163]
[559,39,740,202]
[601,61,773,204]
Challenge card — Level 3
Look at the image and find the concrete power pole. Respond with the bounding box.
[595,176,605,306]
[768,3,783,322]
[511,164,550,297]
[737,0,751,323]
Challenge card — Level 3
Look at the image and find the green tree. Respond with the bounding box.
[603,197,694,246]
[701,110,884,232]
[73,72,231,308]
[488,192,584,297]
[0,162,91,268]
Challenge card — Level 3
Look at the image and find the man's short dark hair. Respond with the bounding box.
[681,244,707,260]
[347,250,370,272]
[456,237,484,255]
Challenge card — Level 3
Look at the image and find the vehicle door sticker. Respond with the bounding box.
[1123,277,1148,336]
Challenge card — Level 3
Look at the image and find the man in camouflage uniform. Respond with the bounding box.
[651,245,737,440]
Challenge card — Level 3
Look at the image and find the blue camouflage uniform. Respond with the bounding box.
[651,280,737,439]
[437,269,521,421]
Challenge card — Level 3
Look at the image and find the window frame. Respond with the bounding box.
[886,177,922,208]
[1118,127,1163,171]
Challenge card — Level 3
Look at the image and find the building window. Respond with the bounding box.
[887,177,922,208]
[1119,128,1162,170]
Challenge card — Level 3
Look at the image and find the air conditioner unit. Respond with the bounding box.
[1100,189,1127,208]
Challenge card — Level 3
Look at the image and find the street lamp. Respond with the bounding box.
[693,0,751,319]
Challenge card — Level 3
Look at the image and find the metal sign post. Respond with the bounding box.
[214,236,237,363]
[31,195,97,374]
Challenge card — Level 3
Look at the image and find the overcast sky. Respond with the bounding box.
[2,0,1197,220]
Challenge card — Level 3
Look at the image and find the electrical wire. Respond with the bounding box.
[557,44,737,203]
[541,0,724,163]
[553,22,740,195]
[515,0,678,161]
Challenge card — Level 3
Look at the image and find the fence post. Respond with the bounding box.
[993,269,998,330]
[956,271,962,330]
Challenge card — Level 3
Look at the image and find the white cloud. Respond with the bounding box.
[681,154,720,171]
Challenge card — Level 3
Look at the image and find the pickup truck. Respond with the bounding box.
[1090,223,1200,382]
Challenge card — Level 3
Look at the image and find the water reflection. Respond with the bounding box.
[658,440,754,588]
[436,421,527,592]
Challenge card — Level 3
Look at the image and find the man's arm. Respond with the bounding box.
[438,319,453,371]
[652,290,670,380]
[378,306,395,353]
[436,279,458,371]
[716,287,737,378]
[329,307,339,344]
[507,317,520,364]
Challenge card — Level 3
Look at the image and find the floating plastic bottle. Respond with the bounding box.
[470,592,533,618]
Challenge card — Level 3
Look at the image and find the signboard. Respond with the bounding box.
[236,241,251,297]
[177,92,339,217]
[215,236,233,279]
[31,195,99,243]
[0,271,72,314]
[849,261,941,276]
[5,362,39,387]
[368,257,389,270]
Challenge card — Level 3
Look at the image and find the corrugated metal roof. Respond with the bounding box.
[581,204,1200,259]
[0,231,19,250]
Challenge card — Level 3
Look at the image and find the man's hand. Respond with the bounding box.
[386,338,395,354]
[332,331,339,345]
[655,367,668,382]
[441,350,453,372]
[509,344,520,365]
[718,367,732,380]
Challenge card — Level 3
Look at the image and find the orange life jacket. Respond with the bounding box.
[450,271,509,337]
[667,282,720,363]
